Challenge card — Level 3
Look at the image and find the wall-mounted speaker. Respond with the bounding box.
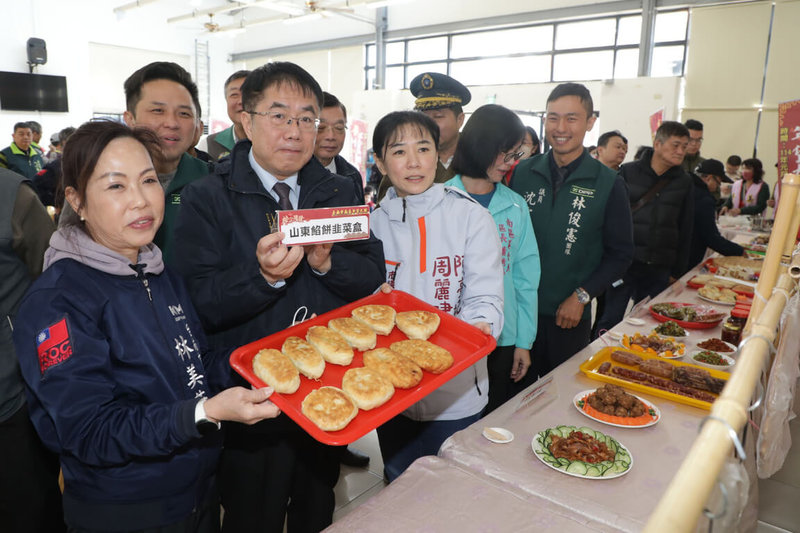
[27,38,47,65]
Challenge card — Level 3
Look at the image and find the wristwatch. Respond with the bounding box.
[194,397,220,436]
[574,287,591,305]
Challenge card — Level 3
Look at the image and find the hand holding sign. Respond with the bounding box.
[305,243,333,274]
[257,232,303,284]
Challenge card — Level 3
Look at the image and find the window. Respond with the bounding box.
[364,9,689,89]
[554,51,614,82]
[555,19,616,50]
[450,56,552,85]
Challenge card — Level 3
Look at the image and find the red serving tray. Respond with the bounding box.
[229,290,496,445]
[649,302,724,330]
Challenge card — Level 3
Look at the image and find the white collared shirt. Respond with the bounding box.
[324,159,337,174]
[249,148,300,208]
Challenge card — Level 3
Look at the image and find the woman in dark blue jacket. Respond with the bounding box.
[12,121,280,533]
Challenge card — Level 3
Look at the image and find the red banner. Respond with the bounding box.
[778,99,800,180]
[649,109,664,141]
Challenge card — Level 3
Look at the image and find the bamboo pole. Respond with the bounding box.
[643,274,795,533]
[747,174,800,323]
[790,252,800,279]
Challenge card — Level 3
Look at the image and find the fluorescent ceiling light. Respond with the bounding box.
[283,12,323,24]
[364,0,412,8]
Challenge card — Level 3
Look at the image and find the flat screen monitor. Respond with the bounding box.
[0,71,68,112]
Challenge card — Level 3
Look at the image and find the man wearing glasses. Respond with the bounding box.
[314,91,365,203]
[174,62,385,532]
[681,118,706,174]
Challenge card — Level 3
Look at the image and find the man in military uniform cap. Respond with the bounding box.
[377,72,471,201]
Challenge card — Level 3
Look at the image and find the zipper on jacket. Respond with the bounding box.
[474,367,482,396]
[402,198,407,222]
[131,264,153,301]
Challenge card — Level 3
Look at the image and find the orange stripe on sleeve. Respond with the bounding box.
[417,217,427,273]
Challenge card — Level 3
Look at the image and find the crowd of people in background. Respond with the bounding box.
[0,60,783,533]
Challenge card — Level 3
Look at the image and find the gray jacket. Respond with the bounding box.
[371,184,504,421]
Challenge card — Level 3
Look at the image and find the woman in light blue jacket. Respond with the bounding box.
[446,104,541,413]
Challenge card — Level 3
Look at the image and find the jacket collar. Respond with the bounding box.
[9,143,31,156]
[164,153,209,194]
[527,149,602,184]
[44,225,164,276]
[223,140,343,207]
[379,183,472,221]
[633,149,685,180]
[447,174,516,212]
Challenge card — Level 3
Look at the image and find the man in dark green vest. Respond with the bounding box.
[123,62,211,265]
[0,122,44,179]
[204,70,250,160]
[511,83,634,380]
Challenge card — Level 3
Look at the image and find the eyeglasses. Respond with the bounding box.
[502,150,526,163]
[247,110,320,131]
[317,122,347,134]
[688,137,704,144]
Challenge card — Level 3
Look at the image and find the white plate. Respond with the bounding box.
[618,335,686,359]
[482,427,514,443]
[573,390,661,429]
[650,324,690,338]
[604,330,623,341]
[531,426,633,479]
[690,350,735,370]
[694,339,737,354]
[697,294,736,307]
[625,317,646,326]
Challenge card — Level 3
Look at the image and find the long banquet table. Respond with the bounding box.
[326,262,760,532]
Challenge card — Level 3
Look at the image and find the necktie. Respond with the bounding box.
[273,182,293,210]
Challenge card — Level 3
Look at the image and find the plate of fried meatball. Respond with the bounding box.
[574,384,661,428]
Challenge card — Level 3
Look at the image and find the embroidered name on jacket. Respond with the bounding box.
[37,318,72,374]
[564,186,594,256]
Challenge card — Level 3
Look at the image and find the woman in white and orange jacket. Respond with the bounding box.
[370,110,504,482]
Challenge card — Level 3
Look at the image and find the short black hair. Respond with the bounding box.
[634,145,651,160]
[452,104,525,179]
[322,91,347,120]
[742,158,764,183]
[372,111,439,160]
[654,121,690,143]
[525,126,539,148]
[59,126,76,144]
[684,119,703,131]
[13,122,31,132]
[546,83,593,117]
[124,62,201,117]
[241,62,323,113]
[27,120,42,134]
[598,130,627,147]
[224,70,250,92]
[727,155,742,166]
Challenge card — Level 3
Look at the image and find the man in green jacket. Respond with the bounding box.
[511,83,634,380]
[204,70,250,160]
[123,62,211,264]
[0,122,44,179]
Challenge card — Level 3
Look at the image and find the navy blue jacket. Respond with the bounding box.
[688,175,745,271]
[173,141,385,436]
[13,257,227,531]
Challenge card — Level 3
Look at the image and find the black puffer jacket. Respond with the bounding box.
[620,149,694,276]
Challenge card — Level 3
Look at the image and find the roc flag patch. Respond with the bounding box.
[36,318,72,374]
